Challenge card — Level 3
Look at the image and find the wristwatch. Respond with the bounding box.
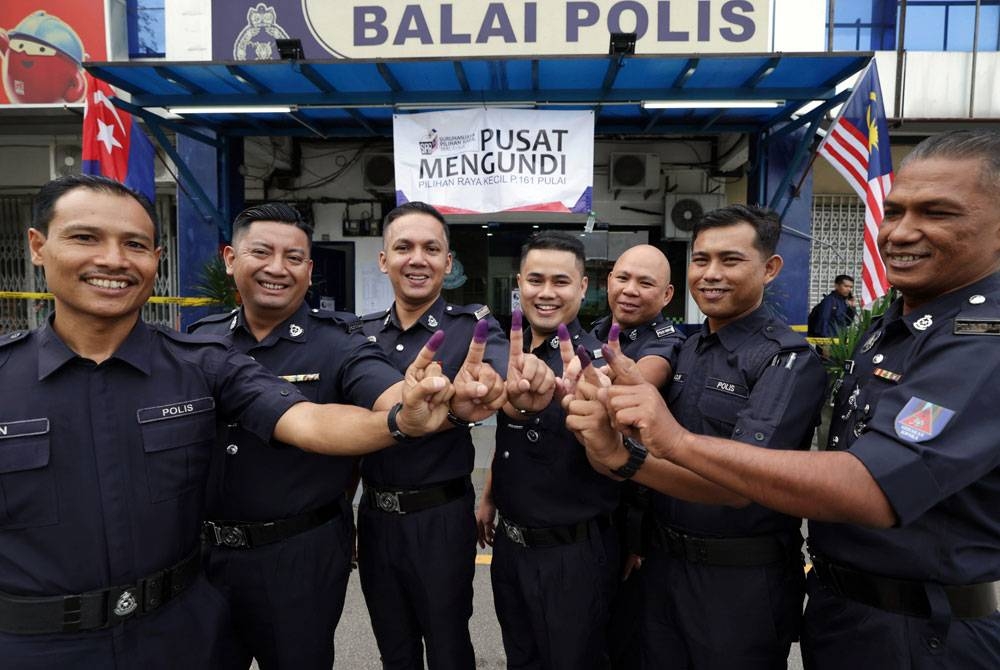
[611,437,648,479]
[387,402,417,442]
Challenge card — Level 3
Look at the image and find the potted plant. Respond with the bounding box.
[193,255,239,310]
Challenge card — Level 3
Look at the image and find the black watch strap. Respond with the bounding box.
[447,411,483,428]
[387,402,416,442]
[611,437,648,479]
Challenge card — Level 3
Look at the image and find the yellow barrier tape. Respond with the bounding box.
[806,337,834,345]
[0,291,220,306]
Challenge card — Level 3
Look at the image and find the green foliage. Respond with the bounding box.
[193,255,238,309]
[822,290,895,387]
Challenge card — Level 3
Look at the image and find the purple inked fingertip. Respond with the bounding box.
[608,323,621,341]
[427,330,446,352]
[601,343,615,360]
[511,309,522,330]
[576,344,592,369]
[473,319,489,344]
[557,323,570,341]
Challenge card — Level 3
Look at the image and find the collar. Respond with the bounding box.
[37,315,152,380]
[231,303,313,345]
[697,304,773,353]
[527,318,586,354]
[887,273,1000,336]
[384,295,447,332]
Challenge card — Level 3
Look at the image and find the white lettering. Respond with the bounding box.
[0,425,6,436]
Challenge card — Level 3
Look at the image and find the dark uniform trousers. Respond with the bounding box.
[0,319,303,669]
[358,297,508,670]
[642,307,825,670]
[590,316,685,670]
[491,320,621,670]
[804,275,1000,670]
[190,304,403,670]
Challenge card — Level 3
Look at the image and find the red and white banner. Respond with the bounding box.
[392,108,594,214]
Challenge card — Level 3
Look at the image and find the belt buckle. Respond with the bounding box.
[376,491,403,514]
[108,585,140,625]
[211,523,248,548]
[502,519,527,547]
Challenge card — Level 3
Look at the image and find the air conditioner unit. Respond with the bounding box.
[609,152,660,191]
[664,193,725,239]
[362,153,395,192]
[51,143,82,179]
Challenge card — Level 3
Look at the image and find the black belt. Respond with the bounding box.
[650,523,796,567]
[363,476,469,515]
[0,548,200,634]
[203,500,343,549]
[499,514,611,548]
[810,552,999,620]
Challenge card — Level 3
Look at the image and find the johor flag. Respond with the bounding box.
[816,60,893,306]
[82,73,155,202]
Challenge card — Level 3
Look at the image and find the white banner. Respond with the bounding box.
[392,108,594,214]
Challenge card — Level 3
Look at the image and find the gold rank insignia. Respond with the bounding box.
[279,373,320,383]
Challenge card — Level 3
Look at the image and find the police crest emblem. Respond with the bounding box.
[113,590,138,617]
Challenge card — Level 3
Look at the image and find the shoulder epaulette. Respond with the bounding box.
[360,308,390,322]
[0,329,30,366]
[309,308,365,333]
[155,323,230,347]
[953,292,1000,336]
[188,308,239,334]
[446,303,491,320]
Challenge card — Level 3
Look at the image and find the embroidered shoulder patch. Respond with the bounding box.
[894,397,956,442]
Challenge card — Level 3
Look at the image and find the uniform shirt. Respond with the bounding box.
[590,315,685,376]
[656,306,826,537]
[810,273,1000,585]
[360,295,508,487]
[0,318,302,597]
[493,319,620,527]
[189,303,402,520]
[809,291,856,338]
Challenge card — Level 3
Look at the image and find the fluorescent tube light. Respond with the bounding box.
[168,105,294,115]
[641,100,784,110]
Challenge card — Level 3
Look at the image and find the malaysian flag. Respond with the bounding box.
[816,60,893,306]
[81,73,156,202]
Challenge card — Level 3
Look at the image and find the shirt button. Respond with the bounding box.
[226,444,239,455]
[926,636,942,650]
[395,344,405,351]
[502,450,510,459]
[526,429,540,442]
[754,432,765,441]
[280,390,290,396]
[734,427,743,435]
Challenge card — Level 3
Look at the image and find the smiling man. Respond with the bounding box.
[584,131,1000,669]
[0,176,452,670]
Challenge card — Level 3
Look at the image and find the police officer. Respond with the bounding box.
[479,231,620,670]
[589,243,684,670]
[188,203,413,669]
[358,201,508,670]
[0,175,451,669]
[587,130,1000,669]
[568,205,826,669]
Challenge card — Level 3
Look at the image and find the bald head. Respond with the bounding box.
[607,244,674,327]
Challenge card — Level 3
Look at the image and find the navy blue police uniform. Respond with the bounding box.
[359,295,508,670]
[189,303,402,670]
[491,318,620,670]
[0,317,304,670]
[590,315,685,670]
[805,274,1000,670]
[645,305,826,669]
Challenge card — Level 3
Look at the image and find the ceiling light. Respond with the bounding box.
[168,105,294,115]
[641,100,785,109]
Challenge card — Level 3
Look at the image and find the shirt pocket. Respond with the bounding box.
[697,378,750,438]
[0,418,58,530]
[137,398,216,503]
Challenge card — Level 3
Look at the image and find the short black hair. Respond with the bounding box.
[519,230,586,274]
[902,129,1000,194]
[692,204,781,257]
[382,201,450,247]
[32,174,159,243]
[835,274,854,285]
[231,203,313,245]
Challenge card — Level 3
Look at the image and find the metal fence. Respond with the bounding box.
[0,193,178,333]
[809,194,865,309]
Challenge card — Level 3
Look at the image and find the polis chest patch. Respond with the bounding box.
[137,397,216,424]
[705,377,749,398]
[0,418,49,439]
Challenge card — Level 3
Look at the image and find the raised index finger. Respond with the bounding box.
[508,309,525,369]
[463,319,489,373]
[601,341,644,386]
[410,330,446,372]
[557,323,575,374]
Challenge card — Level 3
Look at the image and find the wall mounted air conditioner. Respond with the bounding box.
[609,152,660,191]
[663,193,725,239]
[362,153,395,192]
[51,143,82,179]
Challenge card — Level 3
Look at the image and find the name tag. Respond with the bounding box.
[137,397,216,424]
[954,318,1000,336]
[0,418,49,439]
[706,377,749,398]
[279,373,320,383]
[655,324,676,338]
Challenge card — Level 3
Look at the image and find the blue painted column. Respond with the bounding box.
[176,133,243,330]
[750,127,814,327]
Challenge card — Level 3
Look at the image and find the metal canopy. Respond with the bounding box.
[85,52,872,140]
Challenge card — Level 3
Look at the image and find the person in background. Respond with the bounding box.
[808,274,856,338]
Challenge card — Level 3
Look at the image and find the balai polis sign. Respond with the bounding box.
[217,1,770,60]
